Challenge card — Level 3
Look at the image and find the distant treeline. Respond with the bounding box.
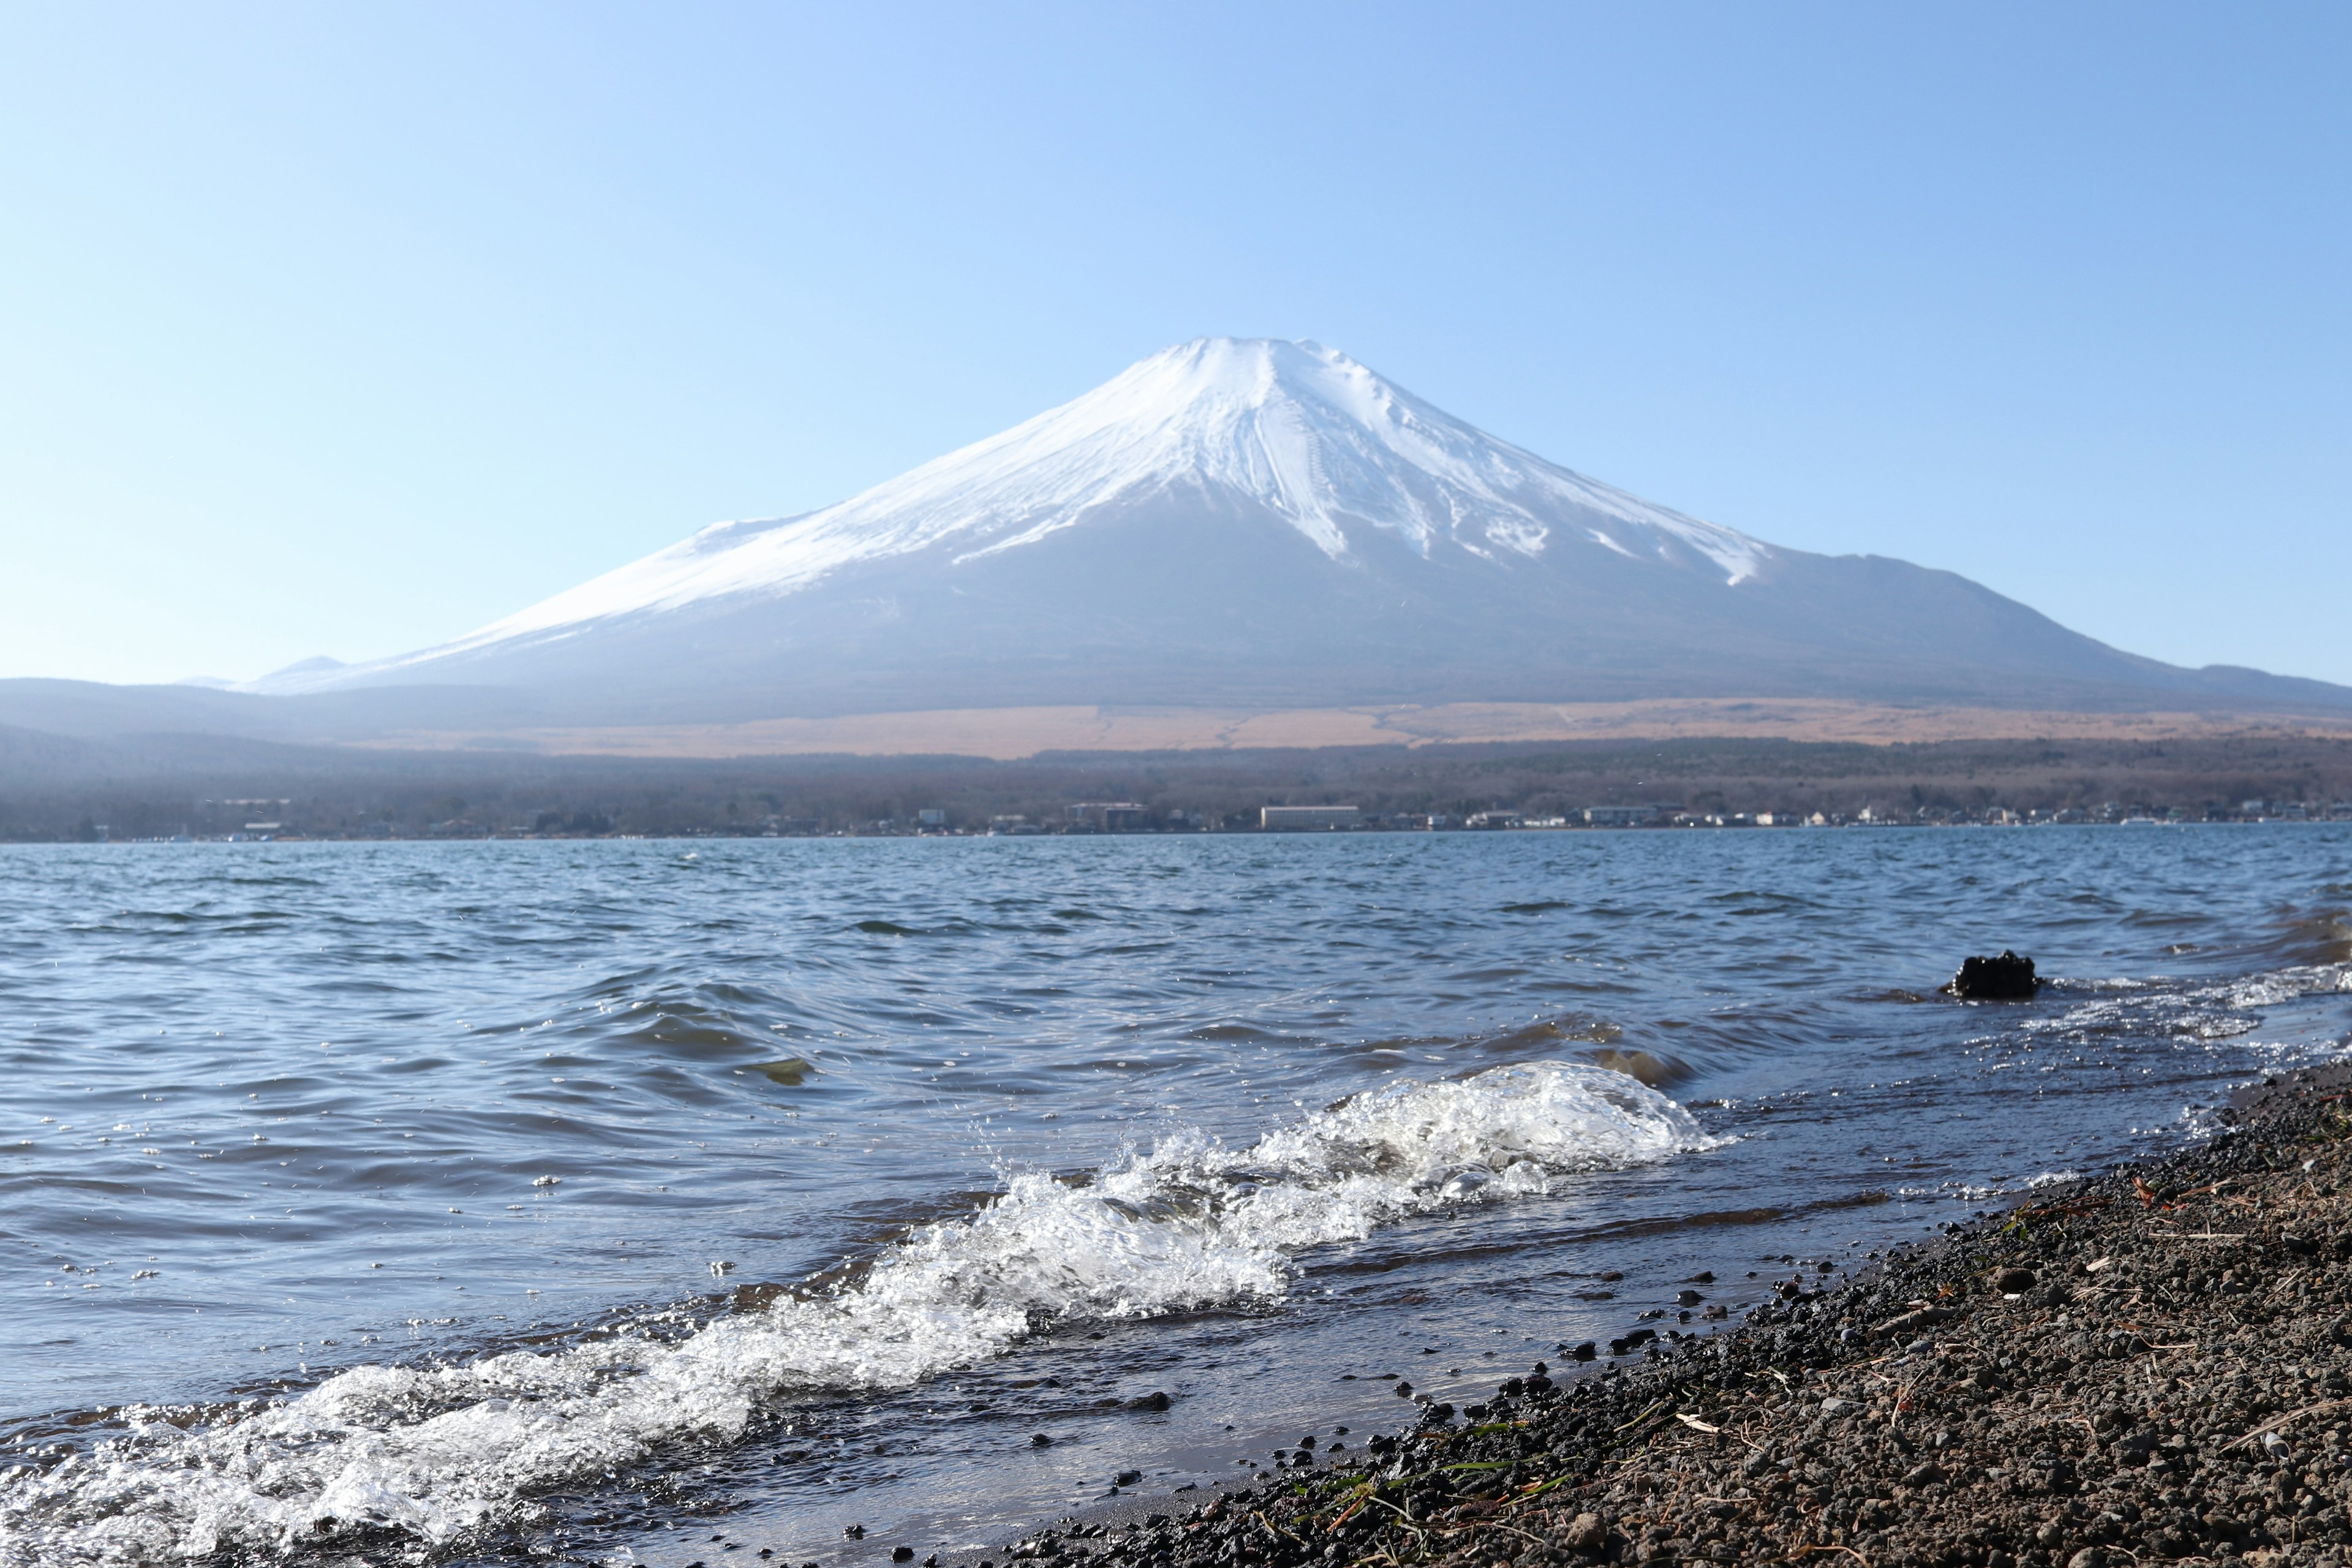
[2,729,2350,841]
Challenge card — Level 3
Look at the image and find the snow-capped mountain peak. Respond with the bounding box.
[216,337,2351,725]
[256,339,1770,693]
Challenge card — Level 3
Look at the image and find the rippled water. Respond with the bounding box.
[2,829,2348,1566]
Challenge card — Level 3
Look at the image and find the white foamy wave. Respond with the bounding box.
[2019,960,2352,1051]
[2223,962,2352,1010]
[0,1061,1707,1566]
[1901,1168,2086,1204]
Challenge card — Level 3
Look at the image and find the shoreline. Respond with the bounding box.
[987,1065,2352,1568]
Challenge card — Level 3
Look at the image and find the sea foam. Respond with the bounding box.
[0,1061,1708,1565]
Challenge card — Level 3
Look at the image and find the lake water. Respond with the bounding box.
[2,828,2348,1566]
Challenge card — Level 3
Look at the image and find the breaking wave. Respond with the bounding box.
[2019,960,2352,1047]
[0,1061,1708,1566]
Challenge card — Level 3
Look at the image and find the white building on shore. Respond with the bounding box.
[1261,805,1361,831]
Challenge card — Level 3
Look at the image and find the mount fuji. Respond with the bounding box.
[235,337,2341,731]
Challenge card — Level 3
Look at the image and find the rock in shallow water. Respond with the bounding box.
[1947,949,2040,999]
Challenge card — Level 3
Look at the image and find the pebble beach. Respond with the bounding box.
[994,1065,2352,1568]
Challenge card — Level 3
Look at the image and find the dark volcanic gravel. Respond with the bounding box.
[982,1068,2352,1568]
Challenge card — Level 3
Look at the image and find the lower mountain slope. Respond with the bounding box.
[285,480,2347,726]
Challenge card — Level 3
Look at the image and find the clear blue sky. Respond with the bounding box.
[4,4,2346,688]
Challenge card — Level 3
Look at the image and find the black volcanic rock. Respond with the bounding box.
[1946,950,2040,1000]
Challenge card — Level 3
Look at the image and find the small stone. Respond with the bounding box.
[894,1550,915,1563]
[1564,1512,1608,1551]
[1676,1289,1705,1306]
[2067,1550,2104,1568]
[1031,1434,1053,1447]
[1992,1266,2037,1293]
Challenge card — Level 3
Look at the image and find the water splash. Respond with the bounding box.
[1,1061,1707,1565]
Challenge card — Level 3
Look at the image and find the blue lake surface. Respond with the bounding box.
[1,828,2348,1566]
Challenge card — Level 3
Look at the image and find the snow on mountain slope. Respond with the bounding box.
[250,341,1768,694]
[233,337,2352,723]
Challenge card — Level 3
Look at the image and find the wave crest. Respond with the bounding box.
[2,1061,1709,1564]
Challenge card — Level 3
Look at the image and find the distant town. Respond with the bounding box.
[54,795,2352,843]
[10,731,2351,843]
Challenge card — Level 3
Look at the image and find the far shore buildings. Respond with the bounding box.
[1066,801,1151,831]
[1260,805,1362,831]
